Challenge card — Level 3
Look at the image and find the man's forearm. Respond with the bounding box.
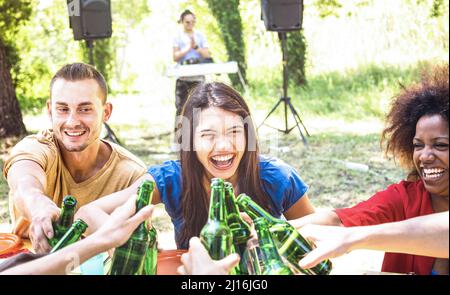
[11,186,49,221]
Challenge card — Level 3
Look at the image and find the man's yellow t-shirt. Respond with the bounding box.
[3,129,147,232]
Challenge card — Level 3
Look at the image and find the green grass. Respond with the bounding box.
[260,131,405,208]
[247,62,430,121]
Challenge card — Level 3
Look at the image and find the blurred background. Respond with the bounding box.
[0,0,448,271]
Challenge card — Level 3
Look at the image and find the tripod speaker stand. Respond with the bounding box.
[258,32,310,146]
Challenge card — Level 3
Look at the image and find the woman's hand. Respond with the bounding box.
[177,237,240,275]
[92,194,154,249]
[297,224,357,269]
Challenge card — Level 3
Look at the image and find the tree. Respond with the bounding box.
[0,41,27,138]
[287,30,307,86]
[0,0,31,138]
[206,0,247,90]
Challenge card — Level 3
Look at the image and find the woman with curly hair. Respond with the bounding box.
[291,64,449,275]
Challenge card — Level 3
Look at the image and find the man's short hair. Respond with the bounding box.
[50,62,108,104]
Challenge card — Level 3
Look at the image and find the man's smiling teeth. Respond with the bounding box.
[211,154,233,162]
[65,131,85,136]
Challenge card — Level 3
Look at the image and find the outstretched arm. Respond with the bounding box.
[75,174,159,235]
[7,160,60,253]
[297,212,449,269]
[2,195,154,275]
[289,209,343,228]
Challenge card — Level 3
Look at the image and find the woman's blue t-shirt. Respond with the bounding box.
[147,155,308,249]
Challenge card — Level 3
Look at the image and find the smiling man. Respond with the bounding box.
[3,63,146,253]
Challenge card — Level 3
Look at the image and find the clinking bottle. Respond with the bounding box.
[50,218,88,253]
[253,217,293,275]
[109,179,155,275]
[236,193,332,275]
[142,181,158,275]
[224,182,261,275]
[200,178,234,262]
[48,195,77,248]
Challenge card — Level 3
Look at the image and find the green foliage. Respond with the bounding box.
[11,1,76,113]
[287,30,307,86]
[431,0,445,17]
[314,0,447,19]
[0,0,32,86]
[0,0,32,41]
[313,0,343,18]
[6,0,150,114]
[205,0,247,90]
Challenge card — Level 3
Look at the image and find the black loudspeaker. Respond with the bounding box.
[261,0,303,32]
[67,0,112,40]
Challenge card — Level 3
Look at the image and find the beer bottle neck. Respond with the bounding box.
[237,194,278,224]
[51,219,87,253]
[208,186,226,222]
[136,180,155,211]
[57,207,75,228]
[225,187,251,232]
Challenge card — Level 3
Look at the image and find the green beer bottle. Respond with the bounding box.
[200,178,233,261]
[50,218,88,253]
[109,179,155,275]
[236,193,332,275]
[142,182,158,275]
[48,195,77,247]
[224,182,261,275]
[254,217,293,275]
[143,227,158,275]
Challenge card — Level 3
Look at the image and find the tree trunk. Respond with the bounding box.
[0,39,26,138]
[206,0,247,90]
[287,30,307,86]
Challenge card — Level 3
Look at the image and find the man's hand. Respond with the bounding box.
[28,198,61,254]
[177,237,240,275]
[92,194,154,249]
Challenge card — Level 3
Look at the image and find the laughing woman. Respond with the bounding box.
[77,82,315,249]
[291,64,449,275]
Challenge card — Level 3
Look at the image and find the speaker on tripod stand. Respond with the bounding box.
[259,0,310,146]
[66,0,121,145]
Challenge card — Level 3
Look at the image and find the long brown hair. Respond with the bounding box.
[178,82,273,248]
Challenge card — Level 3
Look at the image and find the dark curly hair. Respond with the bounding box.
[381,64,449,180]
